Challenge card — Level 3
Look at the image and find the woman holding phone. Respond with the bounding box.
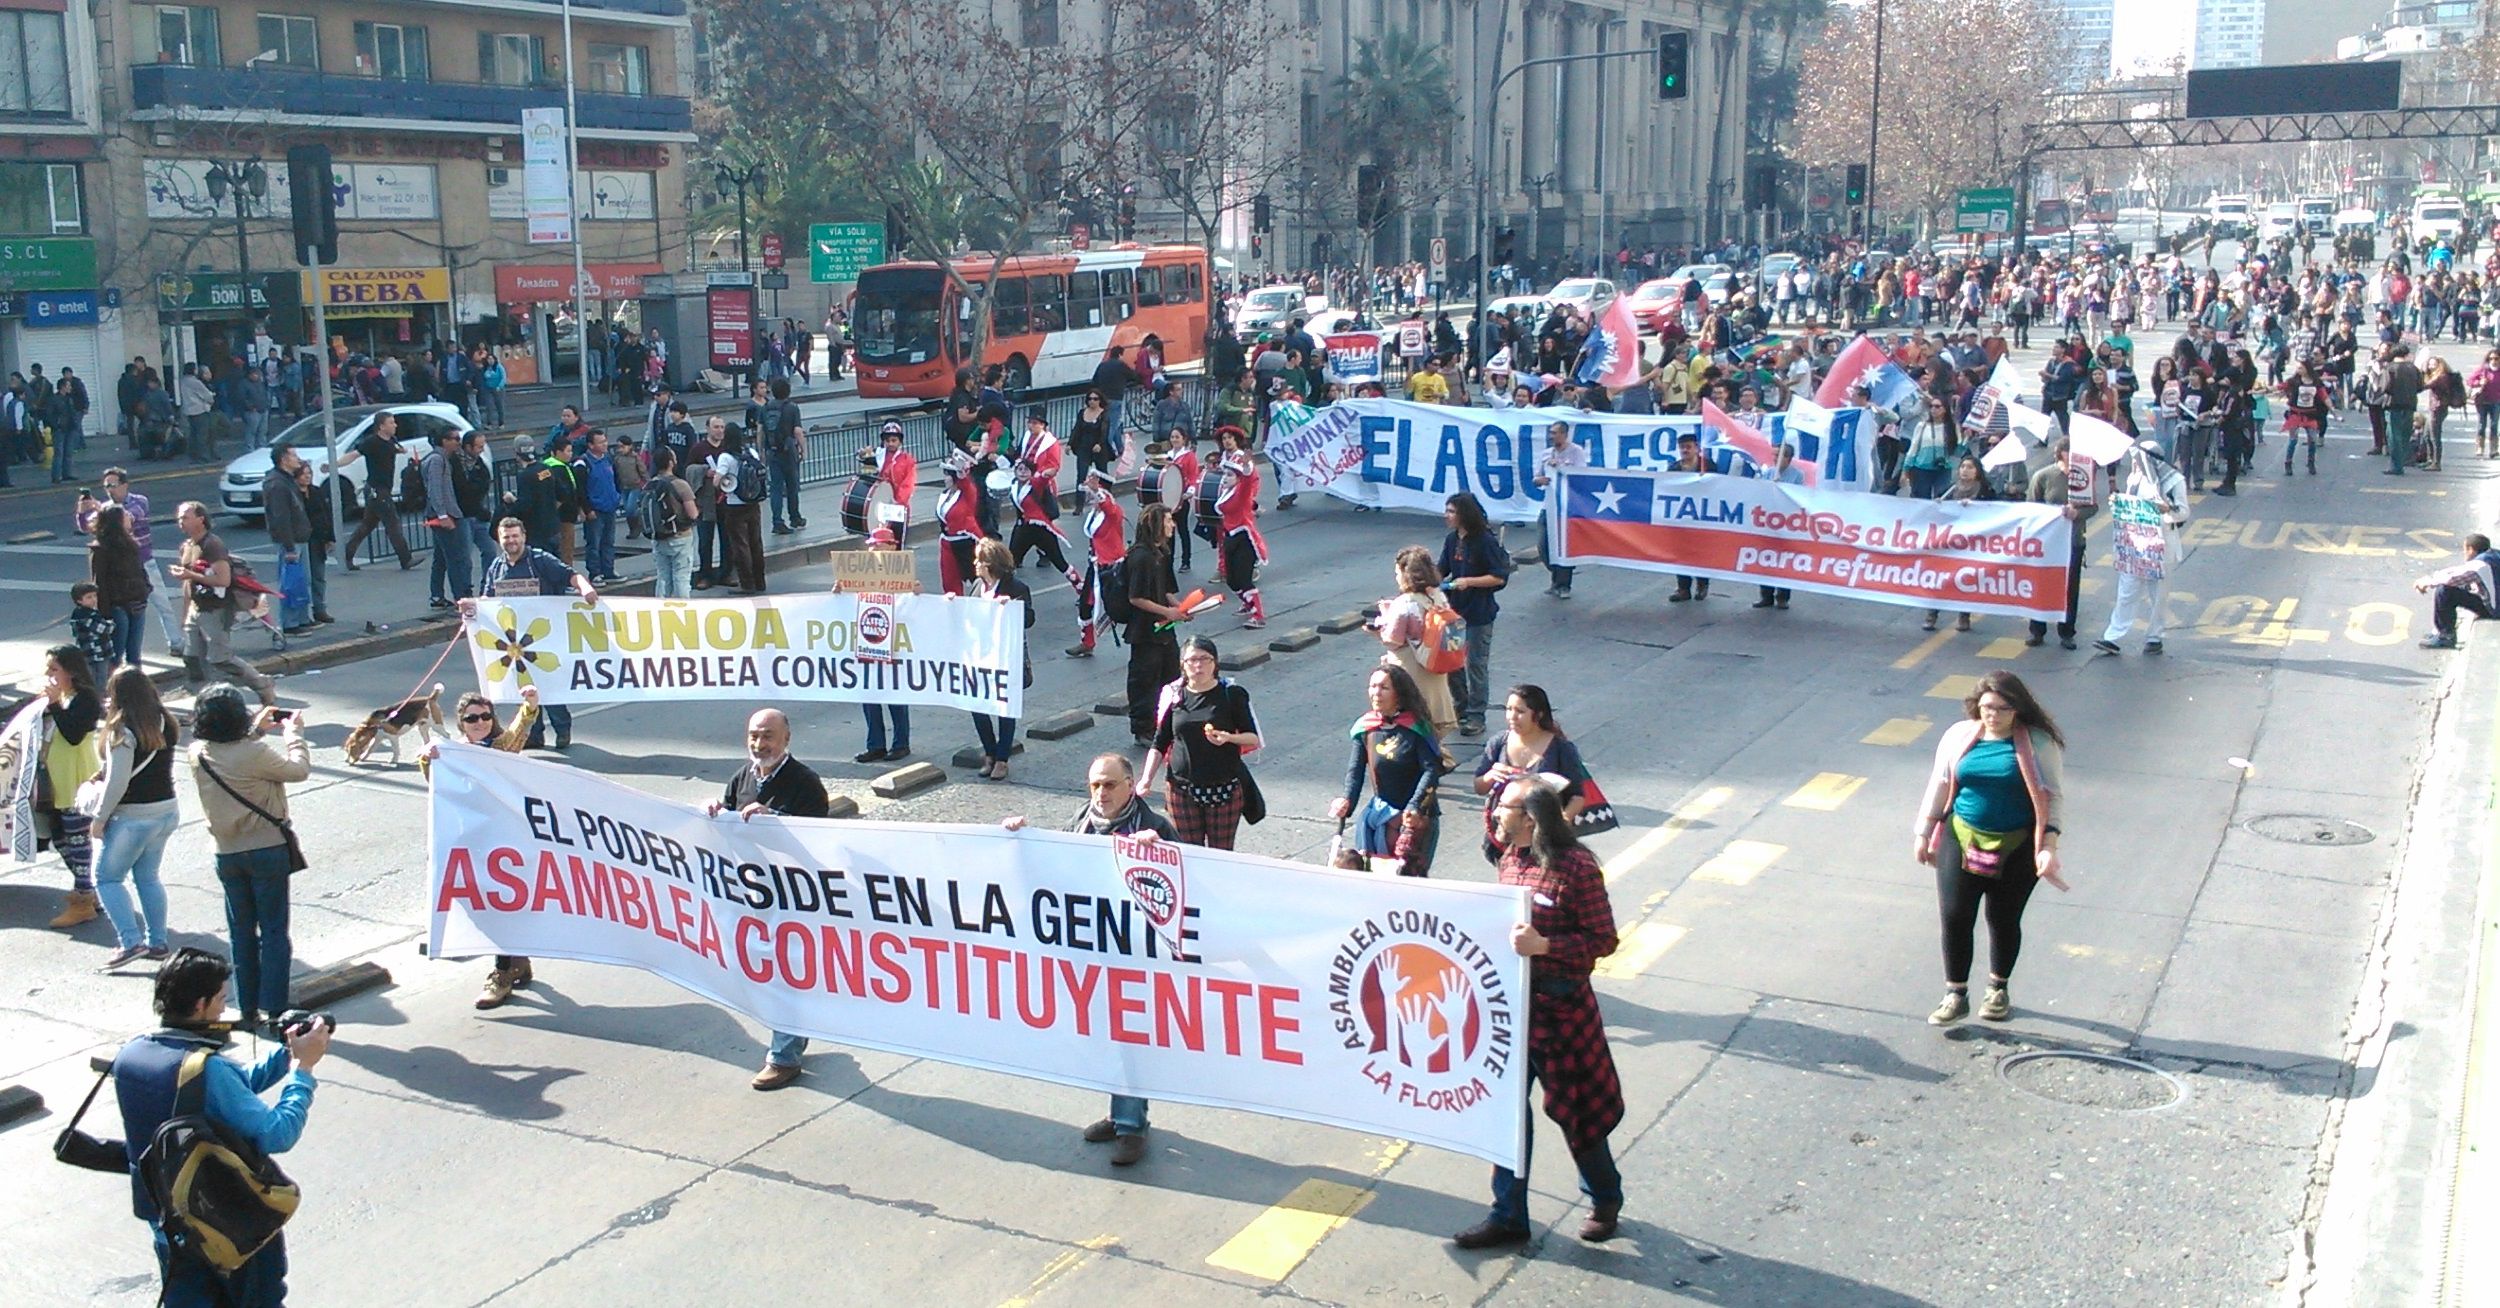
[1139,636,1261,850]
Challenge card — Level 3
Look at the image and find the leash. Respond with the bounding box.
[385,627,468,712]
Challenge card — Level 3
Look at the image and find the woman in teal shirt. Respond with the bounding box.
[1913,670,2070,1026]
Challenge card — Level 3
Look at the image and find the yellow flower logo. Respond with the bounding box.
[473,607,557,688]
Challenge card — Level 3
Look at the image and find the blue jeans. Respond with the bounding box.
[1108,1094,1149,1137]
[584,508,617,579]
[768,450,803,529]
[767,1030,807,1068]
[974,713,1018,764]
[216,845,294,1020]
[524,702,572,747]
[429,522,473,601]
[1487,1055,1623,1229]
[1455,621,1496,722]
[653,533,694,597]
[52,418,78,479]
[156,1226,285,1308]
[864,704,910,754]
[2387,407,2415,473]
[478,388,505,427]
[110,604,146,667]
[95,806,179,950]
[467,518,495,589]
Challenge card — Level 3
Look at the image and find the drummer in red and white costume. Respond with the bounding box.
[1007,408,1082,588]
[936,446,984,595]
[1070,469,1127,658]
[874,420,916,534]
[1213,424,1269,629]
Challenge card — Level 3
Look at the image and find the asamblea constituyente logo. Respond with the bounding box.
[1328,907,1516,1113]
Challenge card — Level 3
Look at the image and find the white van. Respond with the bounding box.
[2412,192,2466,240]
[2297,197,2335,234]
[2260,203,2297,241]
[2209,195,2253,234]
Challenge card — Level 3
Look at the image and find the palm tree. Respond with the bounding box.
[1336,27,1458,305]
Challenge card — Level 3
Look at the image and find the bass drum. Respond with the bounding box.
[1194,464,1224,523]
[1145,459,1185,510]
[839,470,891,534]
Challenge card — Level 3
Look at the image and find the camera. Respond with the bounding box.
[276,1009,335,1038]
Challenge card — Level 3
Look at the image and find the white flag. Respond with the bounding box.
[2068,412,2136,466]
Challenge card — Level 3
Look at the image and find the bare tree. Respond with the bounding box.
[703,0,1170,373]
[1134,0,1300,260]
[1792,0,2071,236]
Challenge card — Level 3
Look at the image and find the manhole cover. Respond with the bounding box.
[1999,1051,2188,1112]
[2244,814,2375,846]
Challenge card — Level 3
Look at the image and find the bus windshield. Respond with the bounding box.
[853,268,948,366]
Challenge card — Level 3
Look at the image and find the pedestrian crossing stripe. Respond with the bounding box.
[1693,840,1783,885]
[1977,637,2029,660]
[1862,716,1931,747]
[1595,922,1688,979]
[1782,773,1867,811]
[1926,675,1980,701]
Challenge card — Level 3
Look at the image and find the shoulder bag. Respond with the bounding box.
[197,757,308,873]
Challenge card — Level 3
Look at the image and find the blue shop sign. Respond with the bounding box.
[23,290,101,326]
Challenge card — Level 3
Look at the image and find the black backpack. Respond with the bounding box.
[640,475,683,538]
[734,447,768,501]
[397,459,426,512]
[1099,556,1138,625]
[138,1049,303,1273]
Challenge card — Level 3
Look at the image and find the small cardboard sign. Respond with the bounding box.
[831,547,922,593]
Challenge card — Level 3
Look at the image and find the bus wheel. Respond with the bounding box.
[1005,356,1033,393]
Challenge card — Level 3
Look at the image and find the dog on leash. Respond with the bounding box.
[343,684,445,766]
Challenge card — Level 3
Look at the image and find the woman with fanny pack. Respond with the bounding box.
[1914,670,2070,1026]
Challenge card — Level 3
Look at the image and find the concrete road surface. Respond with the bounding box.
[1,324,2492,1307]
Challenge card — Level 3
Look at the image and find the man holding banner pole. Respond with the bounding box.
[1001,753,1180,1168]
[1533,421,1587,599]
[465,518,599,750]
[707,707,833,1091]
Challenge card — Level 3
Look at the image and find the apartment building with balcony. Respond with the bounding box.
[81,0,694,384]
[0,0,119,390]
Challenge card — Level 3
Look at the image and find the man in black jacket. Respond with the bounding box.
[1001,753,1179,1166]
[263,446,320,633]
[710,707,832,1090]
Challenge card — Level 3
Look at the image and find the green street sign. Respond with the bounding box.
[809,222,885,284]
[155,271,295,314]
[1955,188,2016,234]
[0,237,99,292]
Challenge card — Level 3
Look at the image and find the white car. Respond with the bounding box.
[1237,284,1326,336]
[1547,278,1619,312]
[2260,204,2297,241]
[220,402,481,521]
[1665,263,1738,300]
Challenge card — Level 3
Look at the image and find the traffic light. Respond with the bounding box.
[1251,234,1264,258]
[1355,165,1387,229]
[1656,32,1689,101]
[1748,164,1778,210]
[1494,226,1517,265]
[1844,164,1869,207]
[1252,192,1272,233]
[286,144,336,266]
[1118,196,1138,240]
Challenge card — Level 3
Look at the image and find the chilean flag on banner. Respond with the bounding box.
[1815,334,1896,409]
[1573,296,1643,390]
[1701,398,1815,485]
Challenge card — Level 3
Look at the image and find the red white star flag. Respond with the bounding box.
[1815,334,1896,409]
[1701,398,1786,475]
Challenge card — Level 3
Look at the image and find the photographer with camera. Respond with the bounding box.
[110,947,328,1306]
[187,684,311,1034]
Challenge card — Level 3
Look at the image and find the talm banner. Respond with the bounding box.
[1264,398,1872,523]
[465,593,1026,716]
[1552,467,2074,620]
[427,748,1533,1167]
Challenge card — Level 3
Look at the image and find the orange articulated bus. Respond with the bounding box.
[849,244,1212,400]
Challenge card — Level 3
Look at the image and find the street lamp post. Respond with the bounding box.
[714,161,768,273]
[1524,171,1556,275]
[204,159,268,347]
[1864,0,1886,241]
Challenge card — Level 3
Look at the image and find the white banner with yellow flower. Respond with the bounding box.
[465,594,1026,715]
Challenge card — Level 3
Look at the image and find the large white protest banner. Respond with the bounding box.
[1553,467,2074,620]
[427,748,1533,1167]
[1263,398,1873,523]
[465,593,1025,715]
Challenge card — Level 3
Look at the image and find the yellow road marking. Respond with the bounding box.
[1977,636,2030,660]
[1693,839,1783,885]
[1891,631,1954,670]
[1603,785,1733,884]
[2358,486,2416,495]
[1206,1180,1376,1281]
[2081,576,2107,595]
[1595,922,1688,980]
[999,1235,1119,1308]
[1782,772,1867,811]
[1927,674,1980,701]
[1862,716,1932,747]
[2344,601,2410,647]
